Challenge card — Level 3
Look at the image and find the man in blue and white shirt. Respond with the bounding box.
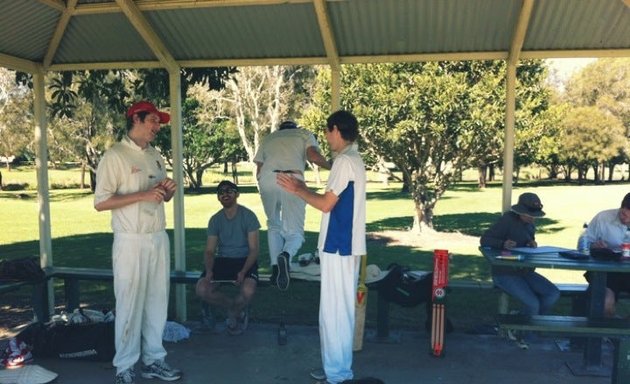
[277,110,366,384]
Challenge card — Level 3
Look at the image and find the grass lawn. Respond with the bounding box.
[2,165,629,333]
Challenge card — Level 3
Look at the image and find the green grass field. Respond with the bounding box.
[2,165,629,331]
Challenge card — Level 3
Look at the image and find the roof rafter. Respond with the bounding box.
[37,0,65,12]
[114,0,179,72]
[45,48,630,72]
[73,0,311,15]
[0,52,39,73]
[43,0,78,69]
[313,0,340,71]
[508,0,534,66]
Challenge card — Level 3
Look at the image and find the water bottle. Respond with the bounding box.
[277,320,287,345]
[622,228,630,258]
[577,223,590,255]
[278,311,287,345]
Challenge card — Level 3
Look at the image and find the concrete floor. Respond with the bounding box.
[1,321,614,384]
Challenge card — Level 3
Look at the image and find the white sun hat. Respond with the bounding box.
[0,364,58,384]
[365,264,391,284]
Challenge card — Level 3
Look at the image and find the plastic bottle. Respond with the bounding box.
[277,320,287,345]
[622,228,630,258]
[577,223,590,255]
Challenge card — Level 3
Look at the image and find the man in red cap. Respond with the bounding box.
[94,101,181,384]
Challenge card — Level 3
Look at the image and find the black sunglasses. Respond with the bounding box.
[217,188,237,195]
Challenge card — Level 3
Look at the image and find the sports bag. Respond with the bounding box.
[0,257,45,282]
[18,313,115,361]
[375,263,432,307]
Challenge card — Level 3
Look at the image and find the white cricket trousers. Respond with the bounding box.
[319,251,359,384]
[258,172,306,263]
[112,231,170,374]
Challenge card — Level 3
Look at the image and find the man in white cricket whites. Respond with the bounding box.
[95,100,181,384]
[254,120,330,291]
[277,110,366,384]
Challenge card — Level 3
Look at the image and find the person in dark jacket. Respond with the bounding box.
[480,192,560,347]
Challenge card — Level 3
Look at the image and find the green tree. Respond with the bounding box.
[556,106,625,183]
[305,61,550,231]
[563,59,630,180]
[154,87,244,190]
[0,68,33,172]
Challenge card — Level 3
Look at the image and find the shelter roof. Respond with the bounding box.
[1,0,629,74]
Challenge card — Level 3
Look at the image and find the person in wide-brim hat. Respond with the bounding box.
[480,192,560,349]
[511,192,545,218]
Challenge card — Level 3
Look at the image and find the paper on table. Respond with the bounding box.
[510,246,571,254]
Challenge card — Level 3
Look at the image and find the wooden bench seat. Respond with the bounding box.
[496,314,630,337]
[0,280,31,294]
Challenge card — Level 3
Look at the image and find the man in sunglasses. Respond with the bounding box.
[196,180,261,336]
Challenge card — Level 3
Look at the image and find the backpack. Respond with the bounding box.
[18,313,115,362]
[0,257,45,282]
[375,263,433,308]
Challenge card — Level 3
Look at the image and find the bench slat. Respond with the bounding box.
[0,280,31,294]
[496,314,630,337]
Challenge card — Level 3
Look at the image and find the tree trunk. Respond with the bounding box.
[312,164,322,187]
[477,165,487,188]
[80,163,86,189]
[411,198,434,233]
[89,169,97,192]
[195,168,205,189]
[231,161,239,184]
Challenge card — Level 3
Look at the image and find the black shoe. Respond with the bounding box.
[277,252,290,291]
[270,265,279,285]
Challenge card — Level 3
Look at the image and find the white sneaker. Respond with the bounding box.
[141,360,181,381]
[310,368,326,381]
[115,368,135,384]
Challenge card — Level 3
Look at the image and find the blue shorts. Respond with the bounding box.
[201,257,259,282]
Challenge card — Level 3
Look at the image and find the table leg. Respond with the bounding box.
[567,271,610,376]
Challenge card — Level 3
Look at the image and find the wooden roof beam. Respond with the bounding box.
[43,0,78,69]
[0,52,39,74]
[508,0,534,66]
[37,0,65,12]
[115,0,179,72]
[313,0,340,71]
[74,0,311,15]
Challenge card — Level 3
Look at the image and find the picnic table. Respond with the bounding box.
[481,246,630,381]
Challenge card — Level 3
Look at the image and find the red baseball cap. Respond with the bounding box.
[126,100,170,124]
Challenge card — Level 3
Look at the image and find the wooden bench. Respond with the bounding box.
[35,267,206,321]
[37,266,287,321]
[0,280,31,294]
[496,314,630,383]
[2,280,48,322]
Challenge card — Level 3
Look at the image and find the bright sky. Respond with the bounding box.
[545,58,597,84]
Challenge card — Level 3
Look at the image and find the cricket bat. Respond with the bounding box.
[430,249,449,357]
[353,254,368,352]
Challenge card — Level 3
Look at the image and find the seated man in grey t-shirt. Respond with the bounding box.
[195,180,261,335]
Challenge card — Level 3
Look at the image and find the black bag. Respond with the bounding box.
[0,257,45,282]
[374,263,454,333]
[590,247,622,261]
[375,263,433,307]
[18,318,115,361]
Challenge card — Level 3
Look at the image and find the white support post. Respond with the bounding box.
[502,63,516,213]
[168,69,187,321]
[33,69,54,319]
